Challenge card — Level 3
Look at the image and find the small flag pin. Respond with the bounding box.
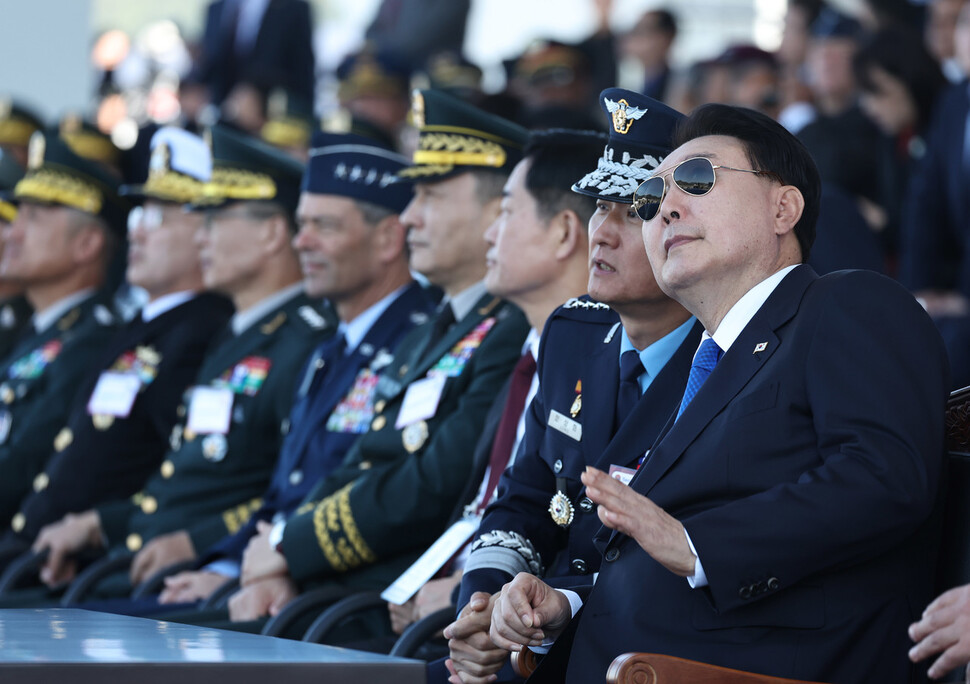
[753,342,768,353]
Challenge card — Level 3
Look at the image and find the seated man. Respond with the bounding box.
[0,127,234,574]
[910,584,970,680]
[445,89,701,684]
[27,125,332,597]
[489,104,949,684]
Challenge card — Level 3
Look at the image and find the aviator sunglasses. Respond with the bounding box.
[632,156,776,221]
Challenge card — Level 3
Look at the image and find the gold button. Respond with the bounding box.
[54,428,73,452]
[359,461,372,470]
[141,496,158,514]
[371,415,386,431]
[32,472,49,492]
[11,513,24,533]
[183,428,196,442]
[126,534,143,552]
[374,400,386,414]
[1,385,14,404]
[160,460,174,479]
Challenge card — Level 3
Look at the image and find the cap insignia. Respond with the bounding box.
[605,98,648,135]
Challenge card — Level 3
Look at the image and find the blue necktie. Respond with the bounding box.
[615,349,645,430]
[676,338,722,420]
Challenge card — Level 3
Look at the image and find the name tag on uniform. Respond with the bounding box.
[395,374,447,429]
[608,464,637,485]
[186,386,234,435]
[87,372,141,418]
[381,517,480,605]
[548,409,582,441]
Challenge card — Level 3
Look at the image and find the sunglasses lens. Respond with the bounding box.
[633,177,665,221]
[673,158,716,196]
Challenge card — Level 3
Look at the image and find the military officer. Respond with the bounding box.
[86,132,439,616]
[0,131,127,537]
[0,149,31,361]
[210,89,531,631]
[444,90,703,684]
[30,125,333,596]
[385,128,606,636]
[0,126,233,572]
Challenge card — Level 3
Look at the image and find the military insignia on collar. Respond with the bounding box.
[605,98,647,135]
[411,90,426,129]
[27,132,45,171]
[298,305,328,329]
[149,142,170,179]
[549,490,575,527]
[94,305,114,326]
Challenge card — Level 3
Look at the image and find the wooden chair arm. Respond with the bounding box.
[607,653,828,684]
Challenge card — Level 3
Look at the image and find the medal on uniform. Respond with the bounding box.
[202,433,228,462]
[402,419,429,453]
[549,490,575,527]
[570,380,582,418]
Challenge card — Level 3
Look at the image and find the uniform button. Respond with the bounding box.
[141,496,158,514]
[374,400,386,414]
[371,416,386,430]
[160,460,174,479]
[553,459,563,474]
[755,581,767,595]
[570,558,588,574]
[767,577,779,591]
[1,384,14,404]
[739,586,752,600]
[183,428,196,442]
[32,472,49,492]
[289,470,303,485]
[54,428,73,452]
[10,513,24,533]
[578,497,593,512]
[315,358,325,370]
[398,365,409,377]
[126,534,143,552]
[604,548,619,562]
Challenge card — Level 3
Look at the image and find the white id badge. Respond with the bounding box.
[186,386,234,435]
[381,517,480,605]
[395,374,447,429]
[87,372,141,418]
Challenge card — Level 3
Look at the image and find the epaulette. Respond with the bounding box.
[297,305,329,330]
[549,296,619,328]
[562,297,611,311]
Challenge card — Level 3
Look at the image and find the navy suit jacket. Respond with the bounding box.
[459,299,699,609]
[202,282,436,563]
[532,266,949,684]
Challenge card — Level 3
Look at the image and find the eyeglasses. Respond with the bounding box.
[127,205,165,234]
[632,156,776,221]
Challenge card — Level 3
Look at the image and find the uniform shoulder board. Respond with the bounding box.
[562,297,611,311]
[298,305,329,330]
[94,304,115,326]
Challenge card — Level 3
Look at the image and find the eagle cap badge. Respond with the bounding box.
[605,98,647,135]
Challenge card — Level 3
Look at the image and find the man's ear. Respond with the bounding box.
[550,209,583,261]
[773,185,805,237]
[72,222,107,265]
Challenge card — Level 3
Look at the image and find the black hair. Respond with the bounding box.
[672,104,820,261]
[650,9,678,38]
[523,128,607,225]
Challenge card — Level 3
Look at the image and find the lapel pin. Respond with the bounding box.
[753,342,768,353]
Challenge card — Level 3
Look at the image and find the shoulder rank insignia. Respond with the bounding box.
[298,305,328,329]
[605,98,647,135]
[260,312,286,335]
[563,298,610,311]
[549,490,575,527]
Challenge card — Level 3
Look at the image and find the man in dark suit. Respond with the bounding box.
[489,104,949,684]
[444,90,702,684]
[0,133,126,534]
[26,125,329,597]
[0,127,233,571]
[110,132,437,615]
[196,0,315,108]
[218,89,530,630]
[385,128,605,636]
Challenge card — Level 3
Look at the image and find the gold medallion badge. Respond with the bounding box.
[402,419,429,453]
[548,490,575,527]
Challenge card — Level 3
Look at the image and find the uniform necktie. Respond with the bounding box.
[615,349,645,430]
[427,303,456,349]
[476,350,536,514]
[676,337,722,420]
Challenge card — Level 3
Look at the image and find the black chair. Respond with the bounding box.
[259,584,353,638]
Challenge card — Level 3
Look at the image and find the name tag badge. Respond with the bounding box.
[381,517,480,605]
[608,464,637,486]
[87,372,141,418]
[395,374,447,429]
[186,386,234,435]
[548,409,582,441]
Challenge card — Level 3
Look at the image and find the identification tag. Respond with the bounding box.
[608,464,637,486]
[381,517,480,605]
[87,372,141,418]
[395,374,447,429]
[548,409,582,441]
[186,386,234,435]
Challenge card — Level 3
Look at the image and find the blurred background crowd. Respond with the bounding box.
[1,0,969,384]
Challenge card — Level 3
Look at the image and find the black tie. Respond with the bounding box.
[427,303,456,349]
[615,349,645,431]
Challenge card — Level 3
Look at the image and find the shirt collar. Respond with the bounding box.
[443,281,488,323]
[619,315,697,383]
[339,283,410,353]
[708,264,799,353]
[142,291,197,323]
[231,283,304,335]
[32,288,96,333]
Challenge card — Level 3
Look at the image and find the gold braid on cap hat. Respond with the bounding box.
[198,167,277,203]
[14,168,102,213]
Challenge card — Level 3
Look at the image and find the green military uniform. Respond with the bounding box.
[97,293,335,557]
[281,292,529,590]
